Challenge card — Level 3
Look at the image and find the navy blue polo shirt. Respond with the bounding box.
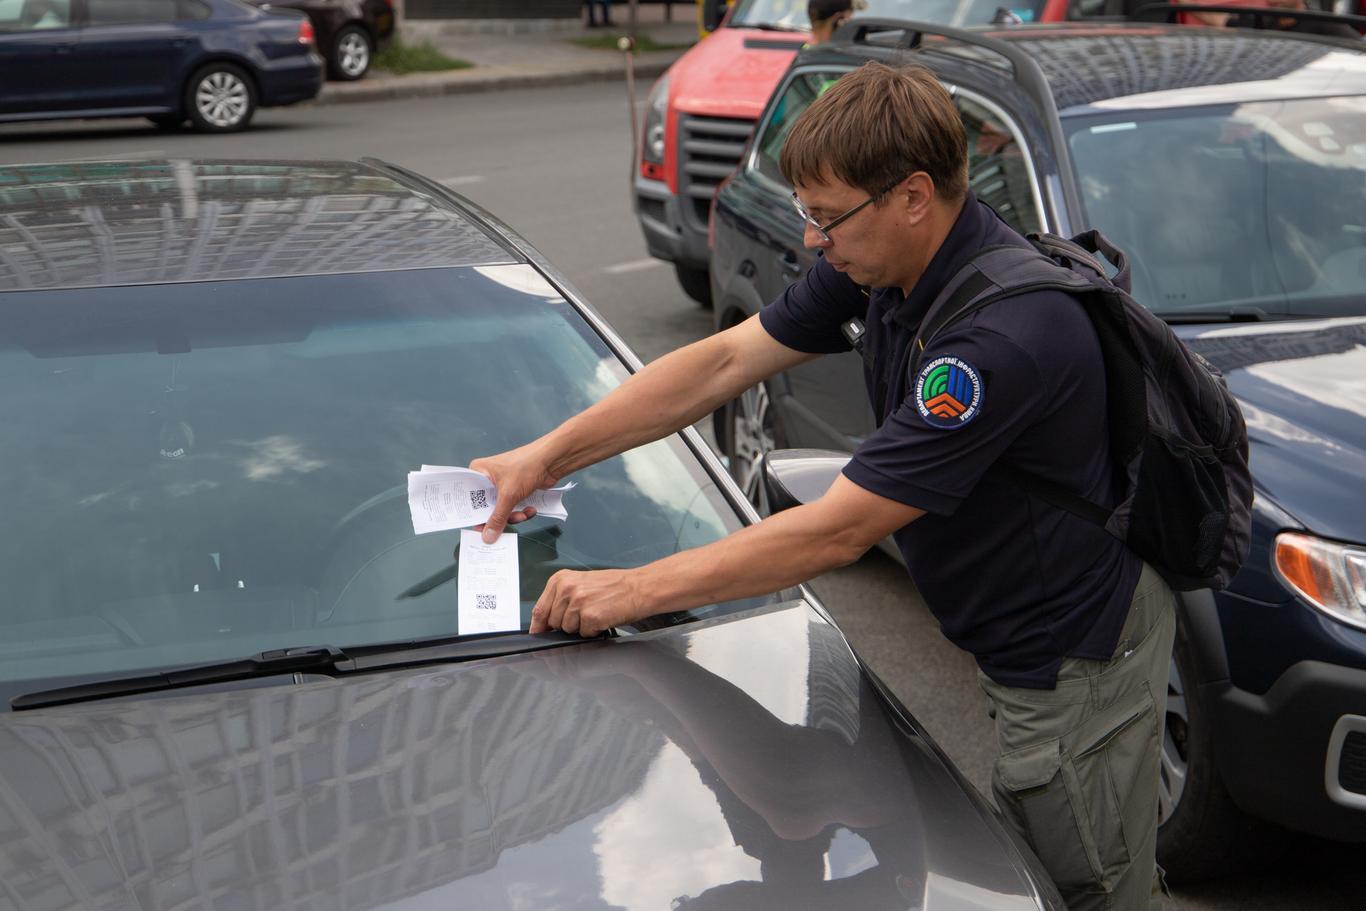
[759,193,1142,688]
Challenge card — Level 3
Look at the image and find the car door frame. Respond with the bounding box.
[0,0,85,118]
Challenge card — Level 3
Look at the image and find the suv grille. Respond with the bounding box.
[677,114,753,231]
[1340,731,1366,794]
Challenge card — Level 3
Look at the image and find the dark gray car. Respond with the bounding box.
[0,159,1062,909]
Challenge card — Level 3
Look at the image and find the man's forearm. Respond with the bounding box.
[632,500,870,616]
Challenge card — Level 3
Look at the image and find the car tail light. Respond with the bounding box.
[298,20,315,46]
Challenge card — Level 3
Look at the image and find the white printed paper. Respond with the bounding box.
[407,465,574,535]
[457,529,521,634]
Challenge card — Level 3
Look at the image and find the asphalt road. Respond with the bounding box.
[2,86,1360,910]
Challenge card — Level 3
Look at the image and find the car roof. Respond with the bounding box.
[0,159,520,292]
[809,21,1366,114]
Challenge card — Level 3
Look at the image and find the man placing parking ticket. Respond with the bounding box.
[407,465,574,535]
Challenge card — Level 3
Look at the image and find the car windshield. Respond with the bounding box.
[728,0,1046,29]
[1067,96,1366,320]
[0,265,757,697]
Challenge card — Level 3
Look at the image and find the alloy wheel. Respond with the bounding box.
[338,32,371,79]
[729,383,775,507]
[195,71,250,129]
[1158,655,1190,824]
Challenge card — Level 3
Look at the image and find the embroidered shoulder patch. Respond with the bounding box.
[914,356,984,429]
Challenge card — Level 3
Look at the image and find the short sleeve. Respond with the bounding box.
[843,325,1046,516]
[758,254,867,355]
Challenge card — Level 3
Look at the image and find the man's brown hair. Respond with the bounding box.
[779,62,968,202]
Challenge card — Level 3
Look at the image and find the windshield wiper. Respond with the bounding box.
[12,630,596,712]
[1162,306,1269,324]
[743,22,806,32]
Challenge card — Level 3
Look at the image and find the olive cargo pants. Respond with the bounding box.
[979,563,1176,910]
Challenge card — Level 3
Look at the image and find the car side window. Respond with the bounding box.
[752,70,846,187]
[957,94,1042,235]
[87,0,177,25]
[176,0,210,19]
[0,0,71,30]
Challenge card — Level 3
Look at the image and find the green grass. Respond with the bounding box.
[569,32,695,53]
[372,40,473,75]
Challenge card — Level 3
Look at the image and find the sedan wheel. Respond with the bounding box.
[186,64,256,133]
[725,383,776,509]
[332,26,373,81]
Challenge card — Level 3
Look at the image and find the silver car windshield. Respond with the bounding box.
[0,265,753,694]
[1067,96,1366,320]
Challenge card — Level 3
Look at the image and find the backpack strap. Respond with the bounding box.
[908,242,1119,532]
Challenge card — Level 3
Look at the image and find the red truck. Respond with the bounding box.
[632,0,1069,305]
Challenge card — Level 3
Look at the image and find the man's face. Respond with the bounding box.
[793,176,910,289]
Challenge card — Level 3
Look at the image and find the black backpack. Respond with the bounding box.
[907,230,1254,592]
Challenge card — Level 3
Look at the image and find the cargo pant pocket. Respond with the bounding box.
[993,692,1156,896]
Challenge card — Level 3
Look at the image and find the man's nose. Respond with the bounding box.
[803,223,831,250]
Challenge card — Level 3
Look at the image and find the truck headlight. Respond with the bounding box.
[1273,532,1366,631]
[642,75,669,166]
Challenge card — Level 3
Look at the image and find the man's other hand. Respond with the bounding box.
[469,442,560,544]
[530,568,650,636]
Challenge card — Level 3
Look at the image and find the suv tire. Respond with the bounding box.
[185,63,257,133]
[1156,611,1268,882]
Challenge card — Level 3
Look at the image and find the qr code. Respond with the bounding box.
[475,594,497,611]
[470,489,489,510]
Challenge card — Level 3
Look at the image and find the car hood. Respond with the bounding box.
[671,27,804,120]
[1180,318,1366,541]
[0,601,1051,910]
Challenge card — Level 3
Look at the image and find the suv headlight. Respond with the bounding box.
[642,75,669,166]
[1273,532,1366,631]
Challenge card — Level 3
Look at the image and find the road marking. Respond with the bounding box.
[603,258,664,275]
[438,175,486,187]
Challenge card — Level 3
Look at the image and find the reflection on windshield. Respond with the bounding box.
[0,265,747,693]
[1068,97,1366,319]
[728,0,1044,29]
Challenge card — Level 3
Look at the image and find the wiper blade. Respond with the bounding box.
[12,630,601,712]
[1162,307,1268,324]
[745,22,806,32]
[12,645,352,711]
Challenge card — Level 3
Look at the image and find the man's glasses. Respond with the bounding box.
[790,178,904,243]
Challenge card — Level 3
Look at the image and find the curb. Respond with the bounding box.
[315,57,677,105]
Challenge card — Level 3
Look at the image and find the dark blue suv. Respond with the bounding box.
[711,18,1366,879]
[0,0,323,132]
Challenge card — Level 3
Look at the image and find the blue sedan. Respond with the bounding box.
[0,0,324,132]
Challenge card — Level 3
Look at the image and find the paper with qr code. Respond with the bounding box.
[457,530,521,633]
[406,465,575,535]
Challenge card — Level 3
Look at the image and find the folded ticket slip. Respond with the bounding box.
[407,465,574,535]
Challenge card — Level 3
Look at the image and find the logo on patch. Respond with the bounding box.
[915,356,983,429]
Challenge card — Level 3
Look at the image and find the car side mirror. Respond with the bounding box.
[701,0,730,33]
[762,449,851,513]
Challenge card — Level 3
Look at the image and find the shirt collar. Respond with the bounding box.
[880,191,988,331]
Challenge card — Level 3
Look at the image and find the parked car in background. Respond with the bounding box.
[0,0,322,132]
[711,18,1366,879]
[243,0,394,80]
[635,0,1070,308]
[0,158,1064,910]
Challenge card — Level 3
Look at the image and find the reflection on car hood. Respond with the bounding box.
[0,602,1050,910]
[1180,319,1366,542]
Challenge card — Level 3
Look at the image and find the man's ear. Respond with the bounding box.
[899,172,936,225]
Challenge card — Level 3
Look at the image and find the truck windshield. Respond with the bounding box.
[728,0,1048,29]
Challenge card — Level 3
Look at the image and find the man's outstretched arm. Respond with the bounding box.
[471,314,816,541]
[529,474,926,635]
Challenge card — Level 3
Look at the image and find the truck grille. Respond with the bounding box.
[1340,731,1366,794]
[677,114,753,231]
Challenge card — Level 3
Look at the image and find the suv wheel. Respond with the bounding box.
[674,263,713,308]
[331,25,373,81]
[186,63,256,133]
[721,381,778,510]
[1156,614,1266,882]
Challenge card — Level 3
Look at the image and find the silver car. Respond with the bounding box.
[0,159,1061,910]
